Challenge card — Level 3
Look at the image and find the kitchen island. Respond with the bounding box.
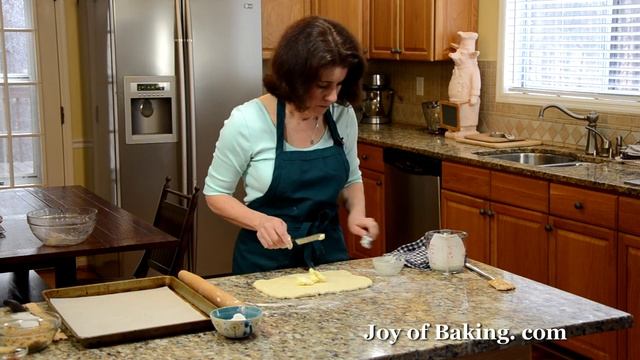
[356,123,639,359]
[30,259,631,359]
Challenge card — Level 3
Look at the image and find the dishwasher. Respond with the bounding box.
[383,148,441,251]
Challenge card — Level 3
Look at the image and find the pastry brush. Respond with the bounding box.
[465,262,515,291]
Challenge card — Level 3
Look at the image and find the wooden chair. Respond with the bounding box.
[134,177,200,278]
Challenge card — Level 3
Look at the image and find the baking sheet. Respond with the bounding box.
[50,287,205,338]
[43,276,215,347]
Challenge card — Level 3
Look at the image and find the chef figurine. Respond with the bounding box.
[446,31,481,139]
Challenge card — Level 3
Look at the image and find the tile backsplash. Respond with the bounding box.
[367,60,640,150]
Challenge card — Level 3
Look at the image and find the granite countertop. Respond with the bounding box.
[31,259,631,359]
[358,123,640,197]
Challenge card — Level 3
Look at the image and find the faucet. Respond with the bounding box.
[585,126,611,158]
[538,104,606,157]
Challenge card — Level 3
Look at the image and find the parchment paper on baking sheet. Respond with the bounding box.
[49,286,207,338]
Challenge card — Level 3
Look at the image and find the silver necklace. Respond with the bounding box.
[309,116,320,145]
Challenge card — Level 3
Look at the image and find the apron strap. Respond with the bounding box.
[324,105,344,147]
[276,98,286,154]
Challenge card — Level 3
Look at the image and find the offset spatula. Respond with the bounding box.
[294,233,325,245]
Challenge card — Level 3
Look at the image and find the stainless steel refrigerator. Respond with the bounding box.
[79,0,262,277]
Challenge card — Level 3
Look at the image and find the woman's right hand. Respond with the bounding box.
[255,215,292,249]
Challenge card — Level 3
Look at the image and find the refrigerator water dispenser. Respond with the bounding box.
[124,76,177,144]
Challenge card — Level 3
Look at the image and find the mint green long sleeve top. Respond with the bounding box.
[203,98,362,204]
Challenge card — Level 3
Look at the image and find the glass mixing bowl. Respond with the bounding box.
[0,311,61,354]
[27,207,97,246]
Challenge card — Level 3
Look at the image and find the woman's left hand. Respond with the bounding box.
[347,214,379,239]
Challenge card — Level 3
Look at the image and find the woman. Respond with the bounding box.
[204,16,379,274]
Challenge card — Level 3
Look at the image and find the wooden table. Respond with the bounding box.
[0,186,178,292]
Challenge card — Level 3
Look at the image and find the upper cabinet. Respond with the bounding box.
[262,0,477,61]
[311,0,370,56]
[261,0,311,59]
[370,0,478,61]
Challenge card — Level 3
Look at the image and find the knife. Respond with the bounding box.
[294,233,325,245]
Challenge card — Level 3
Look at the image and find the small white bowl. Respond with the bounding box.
[372,255,405,276]
[209,305,262,339]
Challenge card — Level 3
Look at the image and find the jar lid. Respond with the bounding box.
[369,73,387,87]
[423,100,439,109]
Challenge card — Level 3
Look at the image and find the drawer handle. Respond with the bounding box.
[545,224,553,232]
[361,154,369,160]
[574,202,584,209]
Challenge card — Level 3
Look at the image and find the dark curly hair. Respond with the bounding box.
[263,16,366,112]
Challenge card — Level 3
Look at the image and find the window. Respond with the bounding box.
[498,0,640,111]
[0,0,64,188]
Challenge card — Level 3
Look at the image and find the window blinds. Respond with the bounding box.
[503,0,640,102]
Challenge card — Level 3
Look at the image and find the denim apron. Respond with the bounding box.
[232,99,350,274]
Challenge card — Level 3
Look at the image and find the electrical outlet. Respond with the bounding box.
[416,77,424,96]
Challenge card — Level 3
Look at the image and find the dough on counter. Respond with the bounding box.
[253,270,372,299]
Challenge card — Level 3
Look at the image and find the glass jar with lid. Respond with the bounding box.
[421,101,441,134]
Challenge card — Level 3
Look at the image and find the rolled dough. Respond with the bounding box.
[253,270,372,299]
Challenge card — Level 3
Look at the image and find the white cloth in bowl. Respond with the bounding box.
[622,144,640,159]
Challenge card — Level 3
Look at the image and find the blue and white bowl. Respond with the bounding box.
[209,305,262,339]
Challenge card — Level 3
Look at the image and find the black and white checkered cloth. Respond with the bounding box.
[389,234,433,270]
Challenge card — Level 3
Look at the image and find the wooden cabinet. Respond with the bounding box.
[261,0,311,59]
[547,185,619,360]
[491,202,550,284]
[341,143,386,259]
[490,172,551,283]
[311,0,369,56]
[619,233,640,360]
[619,196,640,236]
[441,162,625,358]
[440,190,489,263]
[441,161,490,198]
[618,197,640,360]
[370,0,478,61]
[550,183,617,229]
[550,216,618,360]
[441,162,549,282]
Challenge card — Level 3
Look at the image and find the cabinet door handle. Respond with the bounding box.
[376,180,382,186]
[479,208,486,215]
[574,202,584,209]
[545,224,553,232]
[487,210,495,217]
[361,154,368,160]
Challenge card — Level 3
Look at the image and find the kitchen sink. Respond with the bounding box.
[474,150,594,167]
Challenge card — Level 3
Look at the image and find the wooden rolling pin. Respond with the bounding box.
[178,270,243,308]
